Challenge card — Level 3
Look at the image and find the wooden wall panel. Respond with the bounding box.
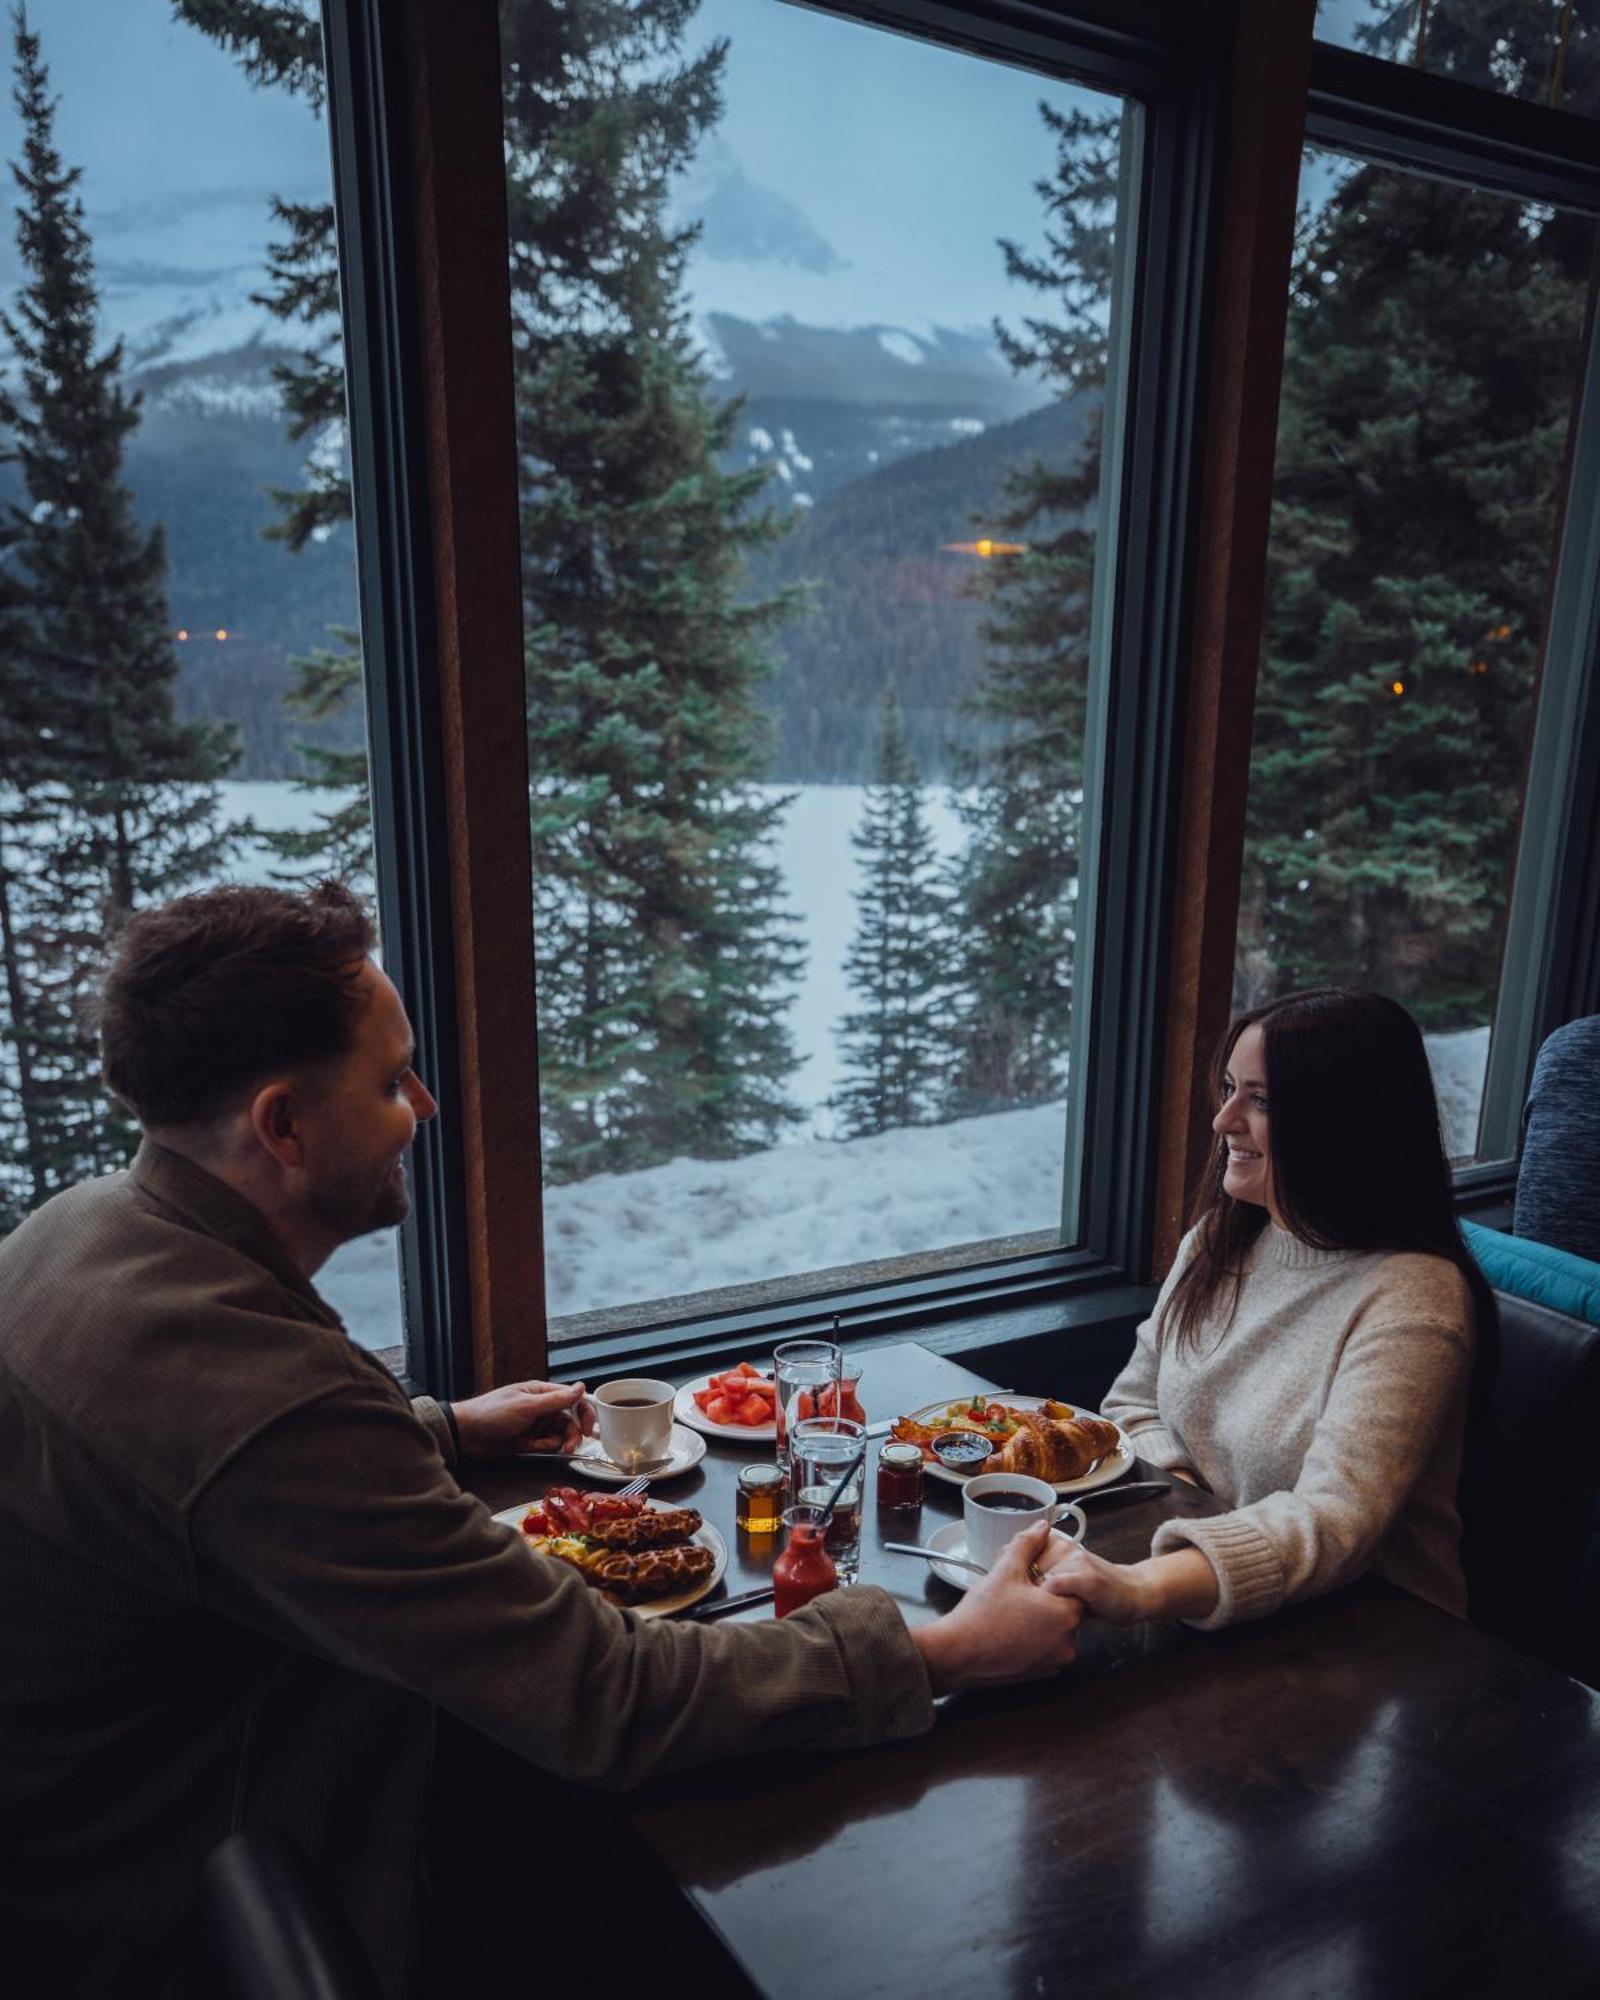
[402,1,547,1387]
[1151,0,1315,1273]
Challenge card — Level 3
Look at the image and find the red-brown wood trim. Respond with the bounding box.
[403,1,547,1387]
[1151,0,1315,1276]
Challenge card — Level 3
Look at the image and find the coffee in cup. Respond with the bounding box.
[962,1471,1086,1571]
[594,1378,675,1471]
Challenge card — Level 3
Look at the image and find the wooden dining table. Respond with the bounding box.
[473,1339,1600,1997]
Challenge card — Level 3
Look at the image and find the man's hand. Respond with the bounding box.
[911,1519,1083,1696]
[449,1381,596,1461]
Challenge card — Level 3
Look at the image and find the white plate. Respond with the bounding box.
[901,1396,1134,1496]
[555,1422,706,1484]
[493,1499,728,1619]
[921,1519,1081,1593]
[674,1377,777,1443]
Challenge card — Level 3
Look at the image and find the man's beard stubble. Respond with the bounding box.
[307,1155,411,1245]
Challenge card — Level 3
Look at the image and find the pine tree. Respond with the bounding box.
[508,0,803,1178]
[0,6,241,1199]
[834,686,949,1138]
[167,6,367,880]
[942,102,1122,1116]
[0,536,52,1228]
[1241,98,1591,1023]
[185,1,804,1178]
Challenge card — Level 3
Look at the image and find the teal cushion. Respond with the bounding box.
[1462,1219,1600,1327]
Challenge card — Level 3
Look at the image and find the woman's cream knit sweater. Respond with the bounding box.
[1102,1223,1474,1628]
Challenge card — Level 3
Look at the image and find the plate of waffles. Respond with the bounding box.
[493,1488,728,1618]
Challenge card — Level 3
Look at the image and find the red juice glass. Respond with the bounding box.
[773,1503,837,1617]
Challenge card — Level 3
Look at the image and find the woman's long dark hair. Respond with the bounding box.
[1162,989,1497,1400]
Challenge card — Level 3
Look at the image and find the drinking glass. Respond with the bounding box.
[791,1414,866,1584]
[773,1338,840,1484]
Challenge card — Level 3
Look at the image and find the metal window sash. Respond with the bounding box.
[1478,258,1600,1159]
[1308,42,1600,216]
[779,0,1210,94]
[1302,44,1600,1171]
[321,0,476,1397]
[1069,64,1225,1282]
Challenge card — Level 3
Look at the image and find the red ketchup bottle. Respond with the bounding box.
[773,1506,837,1616]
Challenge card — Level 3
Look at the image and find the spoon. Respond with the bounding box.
[515,1445,675,1474]
[883,1541,1049,1586]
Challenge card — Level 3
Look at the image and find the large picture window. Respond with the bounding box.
[500,0,1141,1337]
[0,2,398,1348]
[1237,143,1597,1160]
[7,0,1597,1395]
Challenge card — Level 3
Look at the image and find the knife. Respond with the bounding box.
[677,1585,775,1620]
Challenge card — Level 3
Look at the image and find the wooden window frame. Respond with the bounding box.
[321,0,1600,1396]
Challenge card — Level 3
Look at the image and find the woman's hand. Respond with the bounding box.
[1038,1541,1222,1626]
[449,1381,596,1460]
[1034,1543,1157,1625]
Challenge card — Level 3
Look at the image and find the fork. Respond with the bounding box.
[616,1476,650,1501]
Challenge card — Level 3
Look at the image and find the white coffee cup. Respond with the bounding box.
[594,1378,675,1471]
[962,1471,1087,1571]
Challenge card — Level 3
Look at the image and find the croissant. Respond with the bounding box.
[994,1411,1118,1482]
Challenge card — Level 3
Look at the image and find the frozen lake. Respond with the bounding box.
[215,782,1491,1349]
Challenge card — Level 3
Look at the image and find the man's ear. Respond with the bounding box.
[248,1080,305,1171]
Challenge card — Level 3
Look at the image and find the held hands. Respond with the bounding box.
[1034,1541,1221,1626]
[1030,1542,1156,1626]
[449,1380,596,1461]
[913,1520,1085,1695]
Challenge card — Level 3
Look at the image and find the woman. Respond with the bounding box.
[1050,988,1495,1630]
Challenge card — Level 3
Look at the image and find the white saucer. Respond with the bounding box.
[556,1422,707,1484]
[922,1518,1080,1592]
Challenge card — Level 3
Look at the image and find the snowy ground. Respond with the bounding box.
[216,786,1494,1349]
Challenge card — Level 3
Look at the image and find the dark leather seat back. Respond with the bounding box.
[1459,1288,1600,1686]
[201,1829,385,2000]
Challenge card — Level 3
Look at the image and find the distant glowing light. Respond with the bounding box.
[1391,680,1405,695]
[1493,624,1511,640]
[176,628,188,641]
[1472,660,1488,675]
[941,537,1027,559]
[215,628,228,641]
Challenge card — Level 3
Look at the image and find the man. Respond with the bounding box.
[0,882,1080,1996]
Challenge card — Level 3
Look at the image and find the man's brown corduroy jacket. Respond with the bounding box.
[0,1143,934,1996]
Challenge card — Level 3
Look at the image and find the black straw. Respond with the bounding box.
[816,1444,867,1529]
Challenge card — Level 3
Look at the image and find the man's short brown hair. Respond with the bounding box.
[99,882,379,1128]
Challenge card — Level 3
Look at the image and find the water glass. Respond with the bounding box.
[773,1338,840,1482]
[791,1414,866,1583]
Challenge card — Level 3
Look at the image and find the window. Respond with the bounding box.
[1316,0,1600,118]
[502,0,1145,1338]
[0,2,400,1351]
[16,0,1593,1395]
[1238,145,1598,1161]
